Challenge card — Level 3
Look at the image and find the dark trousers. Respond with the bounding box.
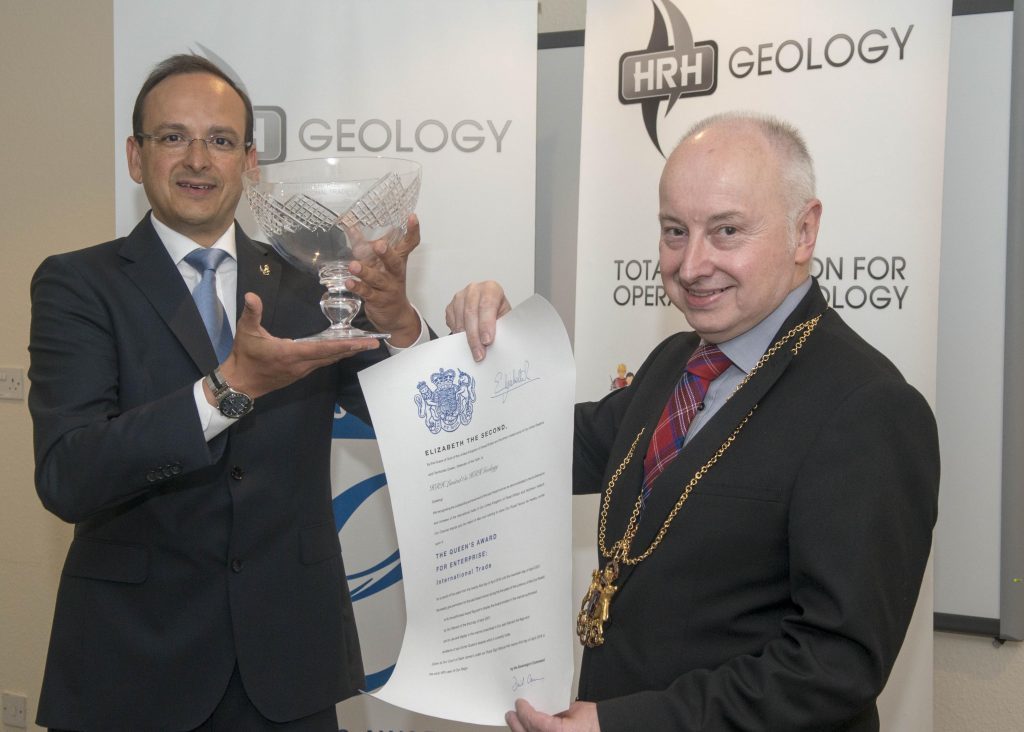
[51,663,338,732]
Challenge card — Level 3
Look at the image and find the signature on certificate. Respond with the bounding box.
[492,360,540,403]
[512,673,545,693]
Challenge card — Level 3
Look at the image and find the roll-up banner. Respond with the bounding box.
[573,1,950,729]
[115,2,536,729]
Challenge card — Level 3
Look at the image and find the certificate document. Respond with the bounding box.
[358,295,575,726]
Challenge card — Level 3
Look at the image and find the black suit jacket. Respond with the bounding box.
[573,284,939,731]
[29,214,386,729]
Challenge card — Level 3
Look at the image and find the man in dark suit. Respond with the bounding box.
[447,112,939,731]
[29,54,426,730]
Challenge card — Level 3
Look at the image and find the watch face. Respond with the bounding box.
[220,391,254,419]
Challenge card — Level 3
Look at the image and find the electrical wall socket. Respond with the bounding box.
[0,368,24,401]
[1,692,27,728]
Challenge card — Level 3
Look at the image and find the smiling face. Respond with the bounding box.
[658,121,821,343]
[126,72,256,247]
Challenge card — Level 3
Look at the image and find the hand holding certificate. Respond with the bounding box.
[358,295,575,726]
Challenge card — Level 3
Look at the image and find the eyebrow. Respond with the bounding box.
[658,210,745,225]
[150,122,189,133]
[707,210,745,224]
[205,125,242,137]
[150,122,240,137]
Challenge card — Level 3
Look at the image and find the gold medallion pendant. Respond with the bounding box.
[575,314,822,649]
[576,558,620,647]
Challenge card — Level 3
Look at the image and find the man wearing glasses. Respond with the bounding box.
[29,54,426,730]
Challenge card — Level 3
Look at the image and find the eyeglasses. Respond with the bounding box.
[135,132,252,155]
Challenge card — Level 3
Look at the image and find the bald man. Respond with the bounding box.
[448,112,938,732]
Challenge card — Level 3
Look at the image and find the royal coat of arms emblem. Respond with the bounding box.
[414,368,476,434]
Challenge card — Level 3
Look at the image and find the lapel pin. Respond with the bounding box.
[260,264,271,276]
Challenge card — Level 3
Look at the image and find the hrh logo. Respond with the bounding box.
[618,1,717,156]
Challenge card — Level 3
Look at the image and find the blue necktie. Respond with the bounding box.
[184,247,233,362]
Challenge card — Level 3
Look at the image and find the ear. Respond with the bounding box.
[126,135,144,184]
[792,198,822,266]
[244,143,258,171]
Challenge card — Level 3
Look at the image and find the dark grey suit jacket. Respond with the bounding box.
[573,283,939,731]
[29,214,384,729]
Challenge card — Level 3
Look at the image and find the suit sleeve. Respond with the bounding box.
[595,378,940,731]
[29,255,215,523]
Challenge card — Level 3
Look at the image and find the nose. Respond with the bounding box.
[182,138,213,169]
[678,231,714,283]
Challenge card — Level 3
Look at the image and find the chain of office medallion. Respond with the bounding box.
[596,313,823,566]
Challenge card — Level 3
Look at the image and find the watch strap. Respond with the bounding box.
[206,366,230,397]
[205,367,254,418]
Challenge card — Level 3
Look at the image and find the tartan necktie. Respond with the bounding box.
[641,344,732,504]
[183,247,233,362]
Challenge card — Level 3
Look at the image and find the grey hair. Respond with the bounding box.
[680,111,817,231]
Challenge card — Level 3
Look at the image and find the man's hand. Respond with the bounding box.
[445,280,511,362]
[347,214,422,347]
[506,699,600,732]
[208,292,379,402]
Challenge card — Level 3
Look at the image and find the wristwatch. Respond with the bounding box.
[205,367,254,419]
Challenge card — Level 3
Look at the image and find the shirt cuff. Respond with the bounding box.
[193,378,237,441]
[383,304,428,354]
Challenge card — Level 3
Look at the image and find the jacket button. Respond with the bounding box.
[146,471,157,482]
[170,464,182,475]
[231,558,243,573]
[230,466,244,480]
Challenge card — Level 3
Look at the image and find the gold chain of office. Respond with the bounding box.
[576,312,824,648]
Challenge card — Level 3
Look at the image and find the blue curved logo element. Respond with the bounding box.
[363,665,397,692]
[332,406,404,689]
[333,405,377,439]
[346,546,404,602]
[333,473,403,601]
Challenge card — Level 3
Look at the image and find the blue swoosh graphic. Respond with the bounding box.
[333,472,388,531]
[332,413,401,687]
[363,664,396,691]
[333,408,377,439]
[348,551,404,601]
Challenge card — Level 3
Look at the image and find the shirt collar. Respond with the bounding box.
[150,214,237,265]
[717,277,814,375]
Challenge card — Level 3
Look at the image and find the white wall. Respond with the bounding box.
[0,2,114,729]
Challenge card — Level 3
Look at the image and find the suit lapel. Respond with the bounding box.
[630,337,796,552]
[235,227,281,329]
[119,215,218,374]
[120,217,284,375]
[613,284,829,579]
[600,425,648,558]
[596,334,698,573]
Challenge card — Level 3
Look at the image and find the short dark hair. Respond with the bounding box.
[132,54,254,148]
